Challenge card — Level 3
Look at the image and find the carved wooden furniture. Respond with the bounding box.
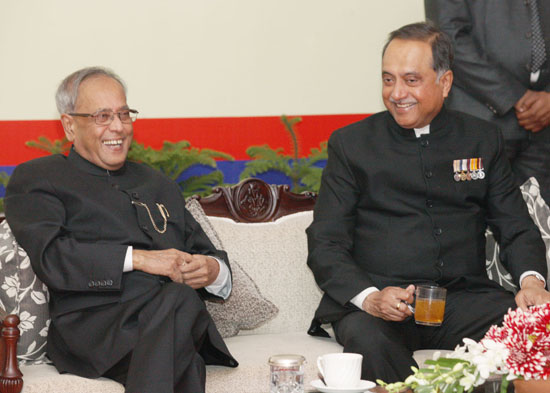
[193,177,316,222]
[0,178,317,393]
[0,315,22,393]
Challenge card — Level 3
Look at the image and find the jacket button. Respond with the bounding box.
[421,139,429,147]
[426,200,434,208]
[425,171,433,178]
[434,228,443,236]
[437,259,444,267]
[132,192,140,199]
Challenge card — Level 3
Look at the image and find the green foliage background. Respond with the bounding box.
[127,140,234,198]
[0,115,328,213]
[240,115,327,193]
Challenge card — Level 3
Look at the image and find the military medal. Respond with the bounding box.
[453,157,485,181]
[460,159,468,181]
[478,157,485,179]
[453,160,461,181]
[470,158,479,180]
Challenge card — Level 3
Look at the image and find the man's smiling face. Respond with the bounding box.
[62,75,133,170]
[382,38,452,129]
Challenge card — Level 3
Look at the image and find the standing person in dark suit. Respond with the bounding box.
[5,67,237,393]
[307,22,550,383]
[425,0,550,203]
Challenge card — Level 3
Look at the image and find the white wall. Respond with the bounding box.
[0,1,425,120]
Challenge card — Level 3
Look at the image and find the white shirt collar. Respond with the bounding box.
[414,124,430,138]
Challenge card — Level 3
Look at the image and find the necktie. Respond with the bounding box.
[530,0,547,72]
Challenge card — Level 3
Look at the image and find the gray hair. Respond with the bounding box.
[55,66,127,114]
[382,22,454,80]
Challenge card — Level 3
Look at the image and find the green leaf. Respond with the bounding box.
[425,358,469,368]
[280,115,302,161]
[127,140,233,184]
[242,119,327,194]
[415,386,436,393]
[499,378,509,393]
[240,156,293,180]
[301,168,323,191]
[26,136,71,155]
[245,145,287,160]
[179,170,225,198]
[0,171,10,214]
[0,172,10,188]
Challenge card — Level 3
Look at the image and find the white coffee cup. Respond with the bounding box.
[317,352,362,388]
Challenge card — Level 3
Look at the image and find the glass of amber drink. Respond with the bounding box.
[414,285,446,326]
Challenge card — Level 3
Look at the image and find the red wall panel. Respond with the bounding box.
[0,114,368,165]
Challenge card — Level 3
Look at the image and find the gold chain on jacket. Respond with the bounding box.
[132,201,170,234]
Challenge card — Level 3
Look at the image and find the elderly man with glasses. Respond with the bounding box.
[4,67,237,393]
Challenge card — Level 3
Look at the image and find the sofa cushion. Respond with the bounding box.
[209,211,323,335]
[0,220,49,365]
[520,177,550,282]
[204,331,446,393]
[205,331,342,393]
[485,177,550,291]
[186,198,279,337]
[18,364,123,393]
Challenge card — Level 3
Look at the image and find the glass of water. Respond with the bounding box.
[268,354,306,393]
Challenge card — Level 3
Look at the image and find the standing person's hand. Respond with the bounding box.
[515,90,550,132]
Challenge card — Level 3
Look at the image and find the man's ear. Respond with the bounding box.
[439,70,453,98]
[61,114,76,142]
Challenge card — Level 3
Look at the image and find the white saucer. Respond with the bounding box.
[310,379,376,393]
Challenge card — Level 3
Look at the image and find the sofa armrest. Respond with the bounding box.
[0,309,23,393]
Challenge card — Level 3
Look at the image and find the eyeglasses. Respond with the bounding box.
[68,109,139,125]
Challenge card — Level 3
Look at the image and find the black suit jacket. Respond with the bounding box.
[5,149,230,318]
[307,109,547,323]
[425,0,550,140]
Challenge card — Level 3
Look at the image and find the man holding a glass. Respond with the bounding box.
[307,22,550,383]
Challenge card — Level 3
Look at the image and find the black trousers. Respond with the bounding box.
[49,282,237,393]
[107,283,220,393]
[506,138,550,204]
[332,288,515,383]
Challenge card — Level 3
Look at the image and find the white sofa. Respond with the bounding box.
[2,177,549,393]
